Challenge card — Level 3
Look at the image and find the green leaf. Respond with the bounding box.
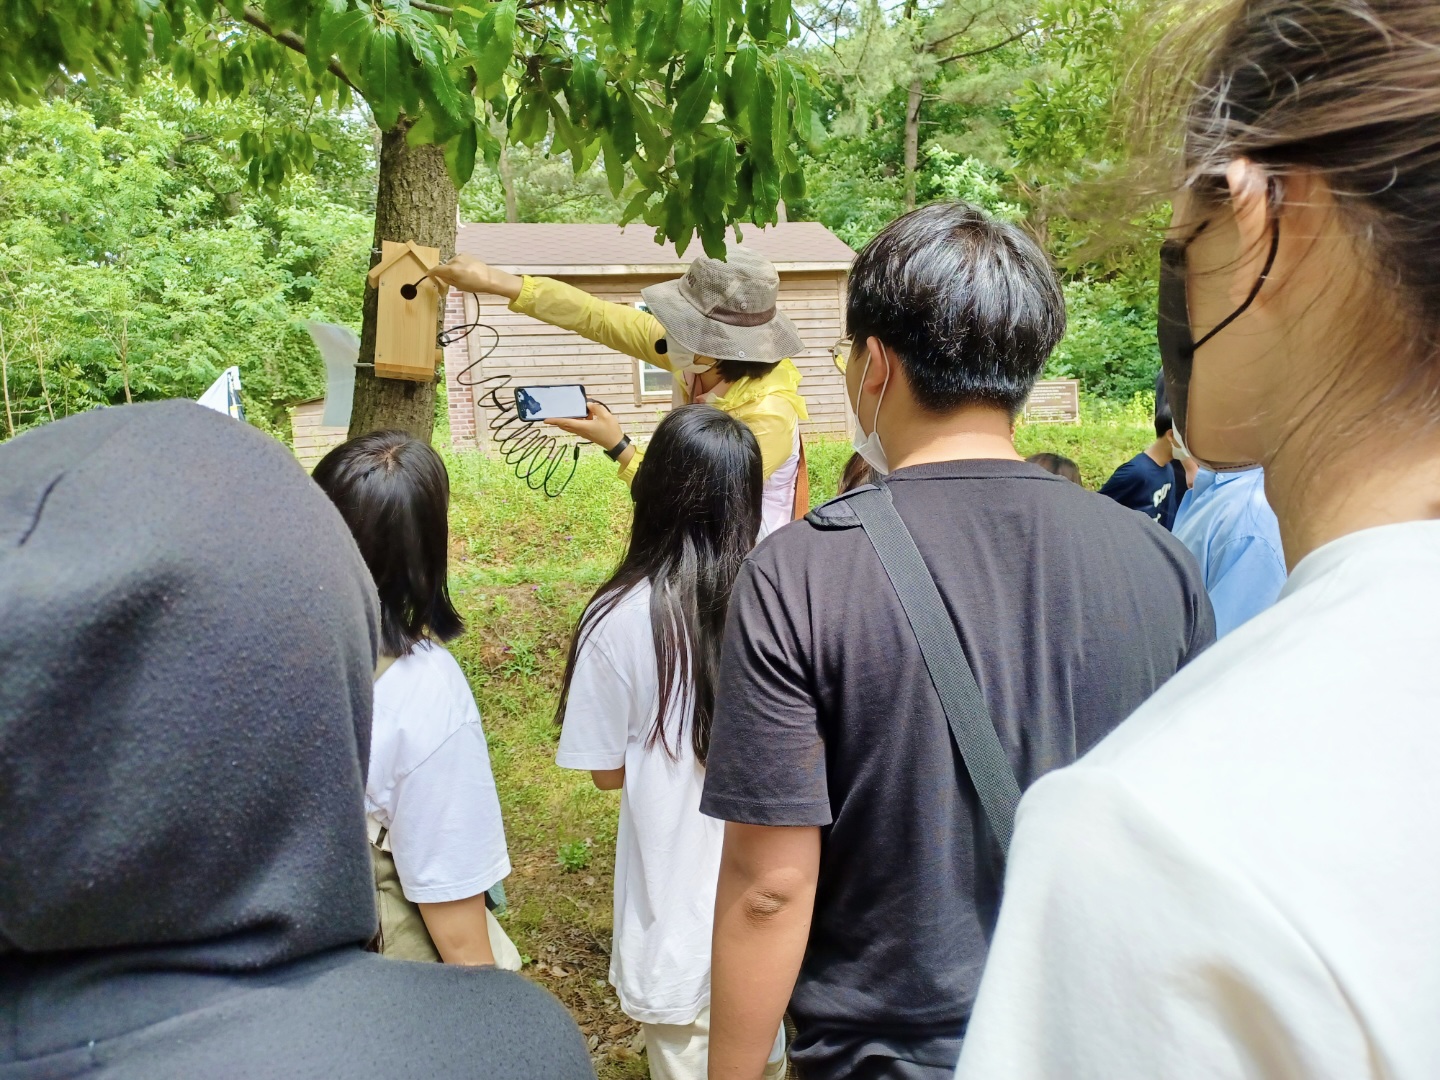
[602,133,626,197]
[366,27,402,130]
[648,0,684,66]
[308,131,335,152]
[724,41,756,120]
[747,62,774,165]
[424,63,471,126]
[633,9,660,71]
[478,123,502,169]
[513,94,549,147]
[406,112,437,146]
[677,0,712,64]
[606,89,635,161]
[473,0,515,98]
[781,165,804,201]
[671,66,714,137]
[151,11,174,61]
[322,8,373,77]
[609,0,635,49]
[444,122,479,187]
[767,0,789,37]
[745,0,768,43]
[305,5,329,79]
[621,188,653,224]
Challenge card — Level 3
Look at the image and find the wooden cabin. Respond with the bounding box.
[441,222,855,450]
[289,397,348,471]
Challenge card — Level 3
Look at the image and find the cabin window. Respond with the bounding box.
[634,302,671,400]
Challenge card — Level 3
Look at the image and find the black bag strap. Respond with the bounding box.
[847,483,1022,856]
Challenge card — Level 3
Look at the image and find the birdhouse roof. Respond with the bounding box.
[366,241,442,287]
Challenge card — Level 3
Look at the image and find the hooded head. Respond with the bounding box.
[0,401,380,972]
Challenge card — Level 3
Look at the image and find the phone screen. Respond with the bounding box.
[514,385,588,422]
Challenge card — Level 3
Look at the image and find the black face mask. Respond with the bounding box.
[1157,218,1280,471]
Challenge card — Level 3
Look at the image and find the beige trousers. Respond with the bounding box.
[642,1005,788,1080]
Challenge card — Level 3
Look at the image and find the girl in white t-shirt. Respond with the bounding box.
[554,405,784,1080]
[314,431,515,969]
[957,7,1440,1079]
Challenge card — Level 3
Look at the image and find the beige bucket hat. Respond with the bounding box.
[641,246,805,363]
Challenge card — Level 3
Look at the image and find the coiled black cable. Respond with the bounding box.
[444,318,581,498]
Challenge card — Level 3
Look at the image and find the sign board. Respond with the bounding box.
[1023,379,1081,424]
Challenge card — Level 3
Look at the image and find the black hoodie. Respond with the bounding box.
[0,402,591,1079]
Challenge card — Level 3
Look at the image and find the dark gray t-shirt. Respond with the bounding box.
[701,459,1214,1078]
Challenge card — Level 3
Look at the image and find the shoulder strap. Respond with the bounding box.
[847,484,1022,857]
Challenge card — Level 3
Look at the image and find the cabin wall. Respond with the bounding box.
[290,399,348,471]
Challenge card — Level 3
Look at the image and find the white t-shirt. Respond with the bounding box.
[956,519,1440,1079]
[555,582,724,1025]
[367,641,511,904]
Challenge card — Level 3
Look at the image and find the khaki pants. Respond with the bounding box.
[642,1005,788,1080]
[370,842,521,969]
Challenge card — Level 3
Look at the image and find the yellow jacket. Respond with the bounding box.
[509,275,808,483]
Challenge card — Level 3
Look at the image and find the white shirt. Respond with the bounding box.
[367,641,511,904]
[956,520,1440,1079]
[555,582,724,1025]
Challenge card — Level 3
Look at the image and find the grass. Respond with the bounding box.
[441,401,1152,1077]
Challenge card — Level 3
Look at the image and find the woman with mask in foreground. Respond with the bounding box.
[957,3,1440,1077]
[0,401,591,1079]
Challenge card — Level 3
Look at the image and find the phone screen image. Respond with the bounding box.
[514,385,588,422]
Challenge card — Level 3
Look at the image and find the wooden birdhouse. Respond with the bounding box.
[367,240,444,382]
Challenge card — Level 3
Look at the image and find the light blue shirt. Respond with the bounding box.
[1172,468,1287,638]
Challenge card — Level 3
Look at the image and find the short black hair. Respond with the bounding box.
[312,430,463,658]
[1154,369,1174,438]
[1026,452,1082,485]
[846,201,1066,416]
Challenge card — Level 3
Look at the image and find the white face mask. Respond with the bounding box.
[668,346,713,376]
[849,346,891,476]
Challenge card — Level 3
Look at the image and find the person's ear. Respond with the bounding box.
[862,336,890,394]
[1225,157,1278,310]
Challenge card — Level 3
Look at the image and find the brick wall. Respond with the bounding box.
[444,290,481,448]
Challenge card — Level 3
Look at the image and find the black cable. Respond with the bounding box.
[446,320,581,498]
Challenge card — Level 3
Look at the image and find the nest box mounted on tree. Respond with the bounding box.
[367,240,445,382]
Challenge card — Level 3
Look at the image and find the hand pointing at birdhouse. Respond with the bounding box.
[431,255,524,301]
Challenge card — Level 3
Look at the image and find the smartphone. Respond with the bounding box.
[513,384,588,422]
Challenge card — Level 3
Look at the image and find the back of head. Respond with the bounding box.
[559,405,761,764]
[1154,369,1174,439]
[1027,452,1083,485]
[313,431,463,658]
[629,404,763,555]
[0,401,379,973]
[1158,0,1440,428]
[846,201,1067,416]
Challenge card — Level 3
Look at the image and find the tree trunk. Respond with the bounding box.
[349,123,459,442]
[904,75,923,211]
[497,135,520,223]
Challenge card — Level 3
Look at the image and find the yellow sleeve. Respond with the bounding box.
[510,276,672,369]
[738,405,797,481]
[616,446,643,486]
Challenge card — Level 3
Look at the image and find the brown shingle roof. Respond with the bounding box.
[456,221,854,274]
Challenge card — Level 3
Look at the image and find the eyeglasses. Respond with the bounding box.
[832,337,853,374]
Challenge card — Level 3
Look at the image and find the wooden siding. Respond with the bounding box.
[290,398,348,471]
[444,271,849,450]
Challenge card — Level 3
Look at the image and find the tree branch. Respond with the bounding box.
[937,24,1033,64]
[411,0,455,13]
[241,7,360,92]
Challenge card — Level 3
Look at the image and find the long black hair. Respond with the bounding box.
[556,404,762,764]
[313,430,464,658]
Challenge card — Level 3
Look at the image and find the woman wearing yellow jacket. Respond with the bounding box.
[432,247,810,539]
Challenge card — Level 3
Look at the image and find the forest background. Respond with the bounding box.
[0,0,1160,441]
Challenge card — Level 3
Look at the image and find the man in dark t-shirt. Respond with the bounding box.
[701,204,1215,1080]
[1097,370,1189,529]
